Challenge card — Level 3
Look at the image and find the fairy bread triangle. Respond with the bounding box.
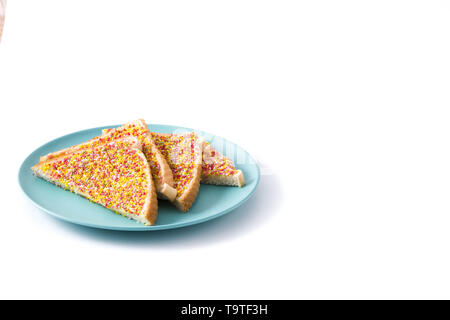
[32,138,158,225]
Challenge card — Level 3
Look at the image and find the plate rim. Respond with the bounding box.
[18,124,260,231]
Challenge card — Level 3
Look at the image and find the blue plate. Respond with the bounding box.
[18,124,260,231]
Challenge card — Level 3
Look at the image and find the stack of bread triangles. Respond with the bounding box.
[32,119,245,225]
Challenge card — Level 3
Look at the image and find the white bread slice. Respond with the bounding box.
[201,141,245,187]
[151,132,203,212]
[42,119,176,202]
[32,138,158,225]
[150,132,245,188]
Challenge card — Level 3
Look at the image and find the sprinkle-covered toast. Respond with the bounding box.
[43,119,177,201]
[151,132,203,212]
[201,141,245,187]
[32,138,158,225]
[151,132,245,188]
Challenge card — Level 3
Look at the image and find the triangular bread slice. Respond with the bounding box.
[201,141,245,187]
[151,132,203,212]
[151,132,245,188]
[43,119,177,202]
[32,138,158,225]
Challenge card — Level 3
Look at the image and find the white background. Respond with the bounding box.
[1,0,450,299]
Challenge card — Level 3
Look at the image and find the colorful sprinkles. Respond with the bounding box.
[202,141,238,177]
[38,140,149,216]
[104,127,237,181]
[152,133,201,197]
[97,125,162,184]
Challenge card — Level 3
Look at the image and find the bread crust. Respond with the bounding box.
[174,134,203,212]
[152,132,203,212]
[140,150,158,225]
[33,138,158,225]
[142,132,176,201]
[201,170,245,187]
[174,163,202,212]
